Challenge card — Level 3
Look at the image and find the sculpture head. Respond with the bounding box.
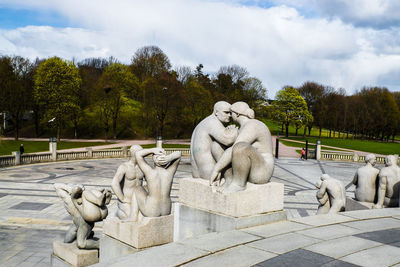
[130,145,143,161]
[213,101,231,123]
[320,174,330,181]
[385,155,397,167]
[230,102,255,123]
[365,154,376,166]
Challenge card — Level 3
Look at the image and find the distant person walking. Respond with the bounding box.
[19,144,24,155]
[300,148,305,160]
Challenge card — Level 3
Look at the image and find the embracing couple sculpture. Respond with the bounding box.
[190,101,274,193]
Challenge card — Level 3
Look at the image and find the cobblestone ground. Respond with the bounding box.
[0,157,375,266]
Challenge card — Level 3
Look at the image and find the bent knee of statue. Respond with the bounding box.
[232,142,251,156]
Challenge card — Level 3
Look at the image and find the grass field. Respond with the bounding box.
[283,136,400,155]
[0,140,114,156]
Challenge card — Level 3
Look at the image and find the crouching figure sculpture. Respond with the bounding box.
[54,183,112,249]
[315,174,346,214]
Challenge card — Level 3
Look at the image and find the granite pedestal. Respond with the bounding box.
[103,214,174,249]
[176,178,286,240]
[52,240,98,267]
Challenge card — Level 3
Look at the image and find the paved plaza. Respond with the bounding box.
[1,156,398,266]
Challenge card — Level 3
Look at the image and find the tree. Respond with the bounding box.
[0,56,33,140]
[130,46,171,84]
[297,81,325,136]
[270,86,313,137]
[34,57,81,140]
[95,63,139,139]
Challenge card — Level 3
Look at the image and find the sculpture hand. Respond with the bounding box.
[156,155,168,166]
[209,170,221,186]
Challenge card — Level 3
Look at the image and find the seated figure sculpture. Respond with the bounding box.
[374,155,400,208]
[315,174,346,214]
[209,101,274,193]
[111,145,144,219]
[352,154,379,203]
[315,179,330,214]
[190,101,238,180]
[129,148,181,221]
[54,183,112,249]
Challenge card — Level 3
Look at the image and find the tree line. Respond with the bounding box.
[269,82,400,141]
[0,46,266,140]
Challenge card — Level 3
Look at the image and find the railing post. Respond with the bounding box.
[122,146,128,157]
[12,151,21,165]
[49,138,57,161]
[353,153,359,162]
[86,147,93,158]
[316,140,321,160]
[156,136,163,149]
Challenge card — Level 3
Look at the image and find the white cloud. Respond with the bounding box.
[0,0,399,98]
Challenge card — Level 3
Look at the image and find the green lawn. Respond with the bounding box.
[0,140,114,156]
[283,136,400,155]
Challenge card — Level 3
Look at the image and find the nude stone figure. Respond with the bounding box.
[315,174,346,214]
[111,145,144,219]
[54,183,112,249]
[352,154,379,203]
[209,101,274,193]
[129,148,181,221]
[315,179,330,214]
[374,155,400,208]
[190,101,238,180]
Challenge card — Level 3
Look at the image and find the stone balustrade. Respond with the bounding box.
[0,146,394,168]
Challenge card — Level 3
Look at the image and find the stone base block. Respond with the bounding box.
[346,197,375,211]
[179,178,284,217]
[52,240,98,267]
[99,234,138,263]
[175,203,287,241]
[103,214,174,249]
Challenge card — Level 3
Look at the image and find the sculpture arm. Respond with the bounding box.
[71,185,84,214]
[111,165,126,202]
[316,183,327,199]
[136,148,160,180]
[54,183,72,200]
[209,147,233,184]
[209,125,238,146]
[374,176,387,208]
[166,151,182,175]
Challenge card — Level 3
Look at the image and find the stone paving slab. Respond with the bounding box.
[96,242,210,267]
[340,244,400,267]
[291,213,356,226]
[297,224,362,240]
[247,232,321,254]
[183,245,277,267]
[304,236,382,258]
[177,230,261,253]
[341,217,400,232]
[242,220,312,238]
[343,208,400,219]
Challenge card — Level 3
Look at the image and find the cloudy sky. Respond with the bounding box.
[0,0,399,98]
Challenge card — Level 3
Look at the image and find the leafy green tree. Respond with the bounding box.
[95,63,139,139]
[34,57,81,140]
[270,86,313,137]
[0,56,33,140]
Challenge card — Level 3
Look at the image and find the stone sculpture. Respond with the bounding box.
[209,101,274,193]
[111,145,144,219]
[129,148,181,221]
[190,101,238,180]
[352,154,379,203]
[315,174,345,214]
[374,155,400,208]
[54,183,111,249]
